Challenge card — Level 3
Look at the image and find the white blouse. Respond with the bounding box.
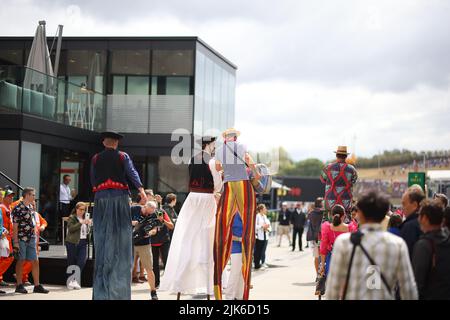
[255,213,271,240]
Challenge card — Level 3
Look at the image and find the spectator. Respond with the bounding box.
[133,188,155,282]
[305,203,314,248]
[11,187,49,294]
[400,186,426,259]
[348,206,359,231]
[412,199,450,299]
[65,202,92,290]
[277,203,291,247]
[290,202,307,251]
[58,175,74,243]
[131,201,159,300]
[326,191,418,300]
[162,193,178,239]
[150,202,174,289]
[254,204,271,269]
[22,201,47,285]
[319,205,357,277]
[0,188,15,287]
[387,214,403,237]
[306,197,324,276]
[433,193,448,209]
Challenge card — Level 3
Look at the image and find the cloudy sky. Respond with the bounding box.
[2,0,450,161]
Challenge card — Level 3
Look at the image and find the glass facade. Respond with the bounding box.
[0,38,236,225]
[194,43,236,137]
[107,48,195,134]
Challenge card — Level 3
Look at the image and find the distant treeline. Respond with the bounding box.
[356,149,450,168]
[263,147,450,177]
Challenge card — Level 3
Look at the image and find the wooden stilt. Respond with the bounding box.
[177,292,181,300]
[207,294,210,300]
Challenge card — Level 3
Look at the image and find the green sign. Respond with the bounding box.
[408,172,426,190]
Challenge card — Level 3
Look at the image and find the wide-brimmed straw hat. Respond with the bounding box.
[334,146,350,155]
[222,128,241,138]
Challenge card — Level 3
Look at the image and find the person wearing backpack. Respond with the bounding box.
[412,199,450,300]
[325,191,418,300]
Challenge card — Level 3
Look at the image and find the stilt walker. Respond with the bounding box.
[90,131,147,300]
[160,136,222,299]
[213,128,258,300]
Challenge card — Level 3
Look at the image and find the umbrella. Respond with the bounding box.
[23,20,55,94]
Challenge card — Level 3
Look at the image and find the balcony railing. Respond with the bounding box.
[0,65,106,131]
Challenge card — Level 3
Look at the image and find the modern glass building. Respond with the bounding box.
[0,37,236,242]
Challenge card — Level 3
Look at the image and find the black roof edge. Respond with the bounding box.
[0,36,237,70]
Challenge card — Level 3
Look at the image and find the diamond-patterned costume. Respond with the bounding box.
[320,161,358,213]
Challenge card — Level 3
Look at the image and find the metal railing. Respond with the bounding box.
[0,65,106,132]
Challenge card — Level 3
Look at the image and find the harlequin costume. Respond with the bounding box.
[320,146,358,213]
[160,137,222,297]
[213,128,257,300]
[90,131,144,300]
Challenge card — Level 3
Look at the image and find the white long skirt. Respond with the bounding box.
[159,192,217,295]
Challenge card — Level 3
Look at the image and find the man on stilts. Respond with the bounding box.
[213,128,258,300]
[90,131,147,300]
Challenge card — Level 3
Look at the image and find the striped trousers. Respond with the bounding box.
[213,180,256,300]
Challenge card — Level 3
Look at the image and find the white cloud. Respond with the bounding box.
[1,0,450,161]
[235,81,450,161]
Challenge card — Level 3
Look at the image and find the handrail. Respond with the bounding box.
[0,170,24,190]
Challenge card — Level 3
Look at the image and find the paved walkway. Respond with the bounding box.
[0,236,318,300]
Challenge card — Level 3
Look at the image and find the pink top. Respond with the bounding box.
[319,221,357,256]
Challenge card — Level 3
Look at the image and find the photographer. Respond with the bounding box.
[150,203,174,288]
[131,201,159,300]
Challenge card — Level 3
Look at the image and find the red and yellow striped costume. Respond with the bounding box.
[213,180,256,300]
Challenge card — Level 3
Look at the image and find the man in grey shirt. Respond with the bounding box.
[213,128,259,301]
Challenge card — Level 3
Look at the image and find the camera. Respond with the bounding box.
[132,214,163,244]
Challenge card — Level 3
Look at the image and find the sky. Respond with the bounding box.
[2,0,450,161]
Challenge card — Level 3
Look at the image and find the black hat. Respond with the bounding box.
[101,131,124,140]
[197,136,217,145]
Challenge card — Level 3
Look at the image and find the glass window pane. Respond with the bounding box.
[152,50,193,76]
[166,77,190,95]
[0,49,23,65]
[127,76,149,95]
[151,77,158,95]
[111,50,150,75]
[113,76,126,94]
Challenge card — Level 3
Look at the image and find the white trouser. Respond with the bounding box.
[223,253,245,300]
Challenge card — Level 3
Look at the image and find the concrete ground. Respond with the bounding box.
[0,235,318,300]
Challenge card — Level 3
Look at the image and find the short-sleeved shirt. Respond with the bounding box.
[215,141,249,183]
[131,205,151,246]
[11,201,36,243]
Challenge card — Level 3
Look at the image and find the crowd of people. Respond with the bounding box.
[0,186,49,294]
[308,145,450,300]
[1,133,449,301]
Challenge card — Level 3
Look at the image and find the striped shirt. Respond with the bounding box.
[326,223,418,300]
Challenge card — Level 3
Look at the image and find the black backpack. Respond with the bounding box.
[422,232,450,300]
